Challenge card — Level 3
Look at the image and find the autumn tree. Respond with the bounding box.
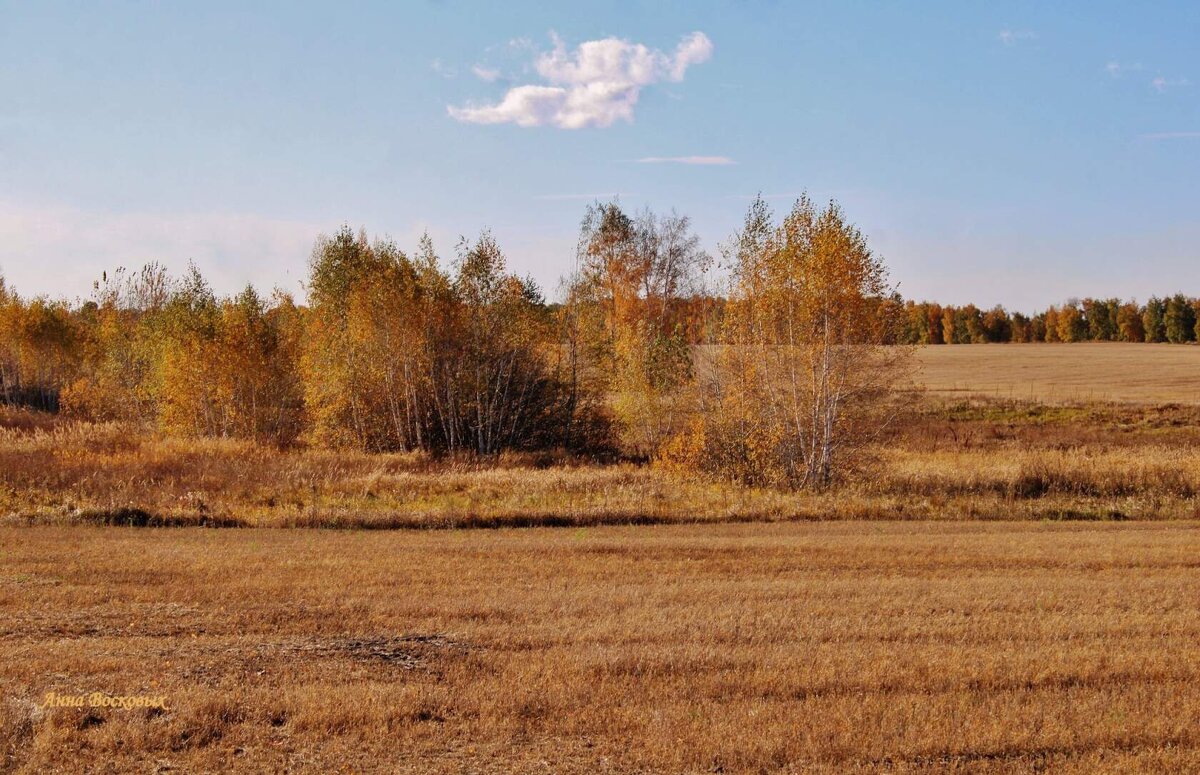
[303,227,412,449]
[900,301,930,344]
[304,226,599,455]
[61,264,172,422]
[1043,307,1060,342]
[452,233,575,453]
[941,306,958,344]
[926,303,944,344]
[1082,298,1117,341]
[0,278,79,412]
[1164,293,1197,344]
[1142,297,1167,343]
[156,264,222,436]
[161,283,305,445]
[554,276,614,453]
[570,202,707,456]
[0,274,22,405]
[1117,302,1145,343]
[1029,313,1047,342]
[1010,312,1031,342]
[1105,298,1121,339]
[669,195,912,489]
[1056,301,1087,343]
[981,306,1011,343]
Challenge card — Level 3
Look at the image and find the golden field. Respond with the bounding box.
[3,343,1200,773]
[914,343,1200,404]
[3,521,1199,773]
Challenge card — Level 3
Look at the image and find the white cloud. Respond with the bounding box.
[997,29,1036,46]
[636,156,734,165]
[471,65,501,82]
[1140,131,1200,140]
[1106,62,1188,92]
[449,32,713,129]
[1105,61,1142,77]
[430,58,457,79]
[667,32,714,81]
[1151,76,1189,93]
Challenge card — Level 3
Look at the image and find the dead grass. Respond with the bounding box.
[4,395,1199,526]
[914,342,1200,404]
[2,522,1199,772]
[4,343,1200,771]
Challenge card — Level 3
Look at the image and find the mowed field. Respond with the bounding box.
[4,344,1200,773]
[3,522,1200,773]
[915,343,1200,404]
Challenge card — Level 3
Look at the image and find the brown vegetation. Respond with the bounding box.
[4,391,1200,527]
[3,521,1199,772]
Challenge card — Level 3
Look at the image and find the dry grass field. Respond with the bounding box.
[5,395,1200,527]
[914,343,1200,404]
[3,344,1200,772]
[3,521,1199,773]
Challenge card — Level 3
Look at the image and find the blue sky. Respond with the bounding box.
[1,1,1197,309]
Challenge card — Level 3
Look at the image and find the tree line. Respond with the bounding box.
[2,197,1188,486]
[894,296,1200,345]
[1,230,613,453]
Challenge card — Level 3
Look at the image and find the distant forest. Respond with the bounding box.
[3,237,1196,430]
[892,296,1200,345]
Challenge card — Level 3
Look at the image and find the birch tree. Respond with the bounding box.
[670,195,911,488]
[570,202,708,456]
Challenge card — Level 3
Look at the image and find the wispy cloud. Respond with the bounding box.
[471,65,501,82]
[449,32,713,129]
[1105,61,1143,77]
[636,155,734,166]
[997,28,1036,46]
[730,192,805,200]
[533,192,632,201]
[1105,61,1189,92]
[1140,131,1200,140]
[430,58,457,79]
[1151,75,1189,93]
